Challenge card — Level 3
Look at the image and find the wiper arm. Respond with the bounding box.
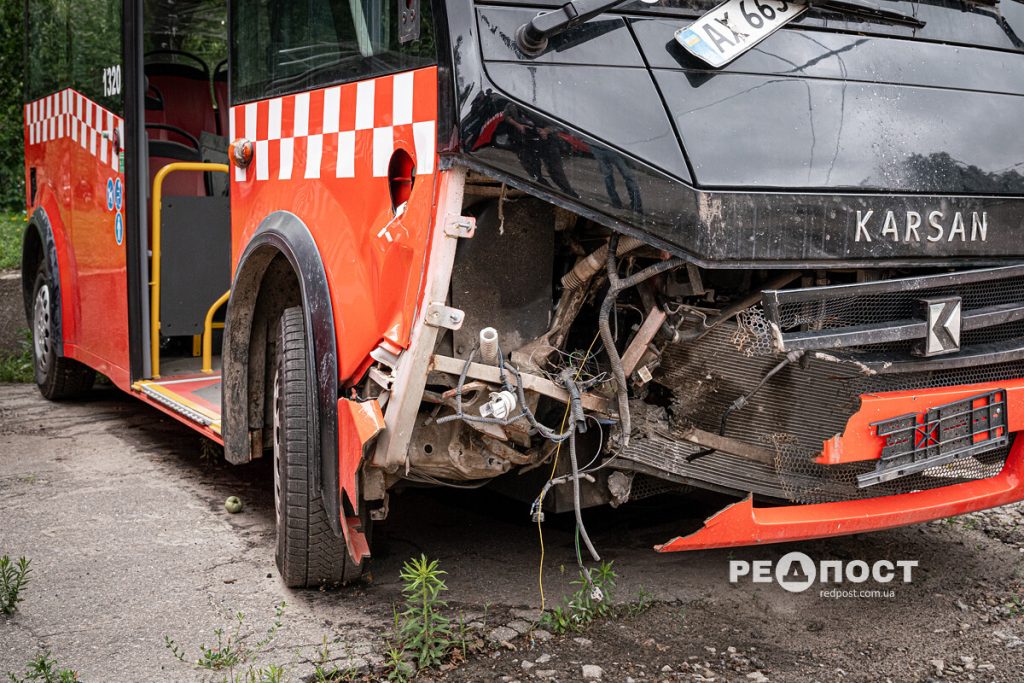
[807,0,926,28]
[515,0,654,55]
[514,0,923,56]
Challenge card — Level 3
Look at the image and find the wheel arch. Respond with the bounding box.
[222,210,343,538]
[22,207,65,357]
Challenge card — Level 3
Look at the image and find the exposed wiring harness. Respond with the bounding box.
[599,233,686,449]
[437,340,607,595]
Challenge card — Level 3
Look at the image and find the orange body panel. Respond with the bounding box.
[24,90,130,388]
[659,377,1024,551]
[337,398,385,563]
[229,68,439,383]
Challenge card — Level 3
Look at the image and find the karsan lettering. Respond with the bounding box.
[855,210,989,243]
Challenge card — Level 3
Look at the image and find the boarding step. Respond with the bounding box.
[133,375,223,434]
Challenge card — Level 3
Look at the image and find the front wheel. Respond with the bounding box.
[273,306,364,588]
[31,266,94,400]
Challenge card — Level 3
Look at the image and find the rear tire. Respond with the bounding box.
[273,306,363,588]
[31,267,95,399]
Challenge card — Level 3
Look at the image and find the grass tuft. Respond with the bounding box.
[0,330,34,384]
[0,211,25,271]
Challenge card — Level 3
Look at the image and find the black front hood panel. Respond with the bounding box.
[444,0,1024,265]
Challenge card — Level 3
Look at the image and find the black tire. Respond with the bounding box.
[273,306,364,588]
[30,267,95,399]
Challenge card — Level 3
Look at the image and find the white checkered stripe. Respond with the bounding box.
[25,89,124,173]
[230,71,436,183]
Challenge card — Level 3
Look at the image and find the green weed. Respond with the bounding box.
[0,212,24,271]
[0,331,33,384]
[0,555,31,615]
[383,645,412,683]
[396,555,454,670]
[626,585,654,617]
[6,651,78,682]
[309,635,360,682]
[539,561,617,634]
[164,601,286,683]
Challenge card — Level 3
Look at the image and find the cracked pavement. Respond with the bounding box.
[3,383,1024,682]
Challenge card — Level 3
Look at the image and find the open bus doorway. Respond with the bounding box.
[133,0,231,432]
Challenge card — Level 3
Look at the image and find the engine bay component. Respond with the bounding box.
[560,235,645,291]
[479,326,500,364]
[480,390,517,419]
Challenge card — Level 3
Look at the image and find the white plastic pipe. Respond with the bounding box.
[479,326,499,364]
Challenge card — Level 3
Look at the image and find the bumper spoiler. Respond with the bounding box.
[658,380,1024,552]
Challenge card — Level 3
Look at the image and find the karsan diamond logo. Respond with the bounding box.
[729,552,918,597]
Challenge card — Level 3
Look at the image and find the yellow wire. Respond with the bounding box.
[537,332,601,612]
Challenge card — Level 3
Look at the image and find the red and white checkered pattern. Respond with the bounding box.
[25,89,124,173]
[230,70,436,184]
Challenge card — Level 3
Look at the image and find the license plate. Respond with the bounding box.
[675,0,807,68]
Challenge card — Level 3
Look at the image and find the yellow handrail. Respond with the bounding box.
[150,162,230,378]
[202,290,231,373]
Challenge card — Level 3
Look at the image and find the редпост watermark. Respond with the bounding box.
[729,551,918,598]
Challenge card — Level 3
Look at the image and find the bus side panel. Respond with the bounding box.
[68,91,129,387]
[25,89,130,388]
[25,93,79,346]
[230,67,440,383]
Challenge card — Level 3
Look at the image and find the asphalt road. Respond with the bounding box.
[2,383,1024,682]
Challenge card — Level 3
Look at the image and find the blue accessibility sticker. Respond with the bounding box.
[106,178,115,211]
[114,178,123,211]
[115,212,124,246]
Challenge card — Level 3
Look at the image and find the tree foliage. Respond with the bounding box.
[0,2,25,211]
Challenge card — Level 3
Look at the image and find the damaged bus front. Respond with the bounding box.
[368,0,1024,553]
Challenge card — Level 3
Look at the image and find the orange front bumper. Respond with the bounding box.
[658,378,1024,552]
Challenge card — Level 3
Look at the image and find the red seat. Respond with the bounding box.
[146,62,217,144]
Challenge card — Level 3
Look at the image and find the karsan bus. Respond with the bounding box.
[21,0,1024,586]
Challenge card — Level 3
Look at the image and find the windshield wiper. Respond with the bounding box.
[515,0,923,56]
[516,0,652,55]
[807,0,926,27]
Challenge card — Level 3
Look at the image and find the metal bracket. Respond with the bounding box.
[398,0,420,43]
[445,215,476,239]
[425,303,465,330]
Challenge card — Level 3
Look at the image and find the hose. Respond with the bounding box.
[560,235,646,291]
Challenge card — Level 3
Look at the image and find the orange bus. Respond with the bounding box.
[22,0,1024,587]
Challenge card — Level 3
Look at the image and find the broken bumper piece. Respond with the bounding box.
[657,434,1024,552]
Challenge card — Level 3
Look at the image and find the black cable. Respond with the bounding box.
[598,234,686,449]
[686,351,801,463]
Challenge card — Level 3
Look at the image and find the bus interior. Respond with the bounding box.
[134,0,231,433]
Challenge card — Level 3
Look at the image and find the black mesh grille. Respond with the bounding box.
[772,267,1024,332]
[773,436,1013,504]
[619,322,1019,504]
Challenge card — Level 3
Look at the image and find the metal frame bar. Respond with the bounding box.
[763,264,1024,309]
[371,167,469,472]
[149,161,229,377]
[202,289,230,373]
[820,338,1024,374]
[782,301,1024,351]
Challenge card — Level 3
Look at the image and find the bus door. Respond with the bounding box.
[24,0,130,386]
[132,0,231,434]
[68,0,130,384]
